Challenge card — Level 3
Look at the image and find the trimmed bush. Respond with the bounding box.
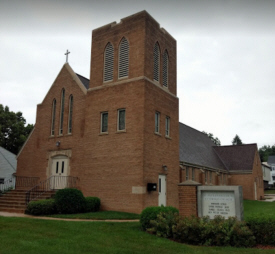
[246,217,275,246]
[86,197,101,212]
[149,214,255,248]
[140,206,179,231]
[148,211,180,238]
[55,188,86,214]
[25,199,57,215]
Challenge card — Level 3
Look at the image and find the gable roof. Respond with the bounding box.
[213,144,257,172]
[268,155,275,164]
[0,147,17,178]
[179,123,227,170]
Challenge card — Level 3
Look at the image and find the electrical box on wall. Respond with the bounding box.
[147,183,157,192]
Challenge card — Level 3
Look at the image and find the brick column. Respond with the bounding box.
[178,180,201,217]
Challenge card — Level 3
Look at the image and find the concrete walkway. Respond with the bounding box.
[0,211,139,222]
[263,194,275,202]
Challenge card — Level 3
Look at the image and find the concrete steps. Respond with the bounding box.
[0,190,56,213]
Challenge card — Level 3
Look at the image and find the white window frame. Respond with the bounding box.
[165,116,170,137]
[155,112,160,133]
[186,167,189,180]
[117,109,126,131]
[101,112,108,133]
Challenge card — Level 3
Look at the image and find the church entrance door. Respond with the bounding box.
[51,156,69,189]
[158,175,167,206]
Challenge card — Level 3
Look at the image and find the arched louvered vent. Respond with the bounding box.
[163,50,168,87]
[153,43,160,82]
[118,37,129,78]
[104,42,114,82]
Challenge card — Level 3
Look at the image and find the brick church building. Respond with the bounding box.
[15,11,263,213]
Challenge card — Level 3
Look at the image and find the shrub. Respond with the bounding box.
[148,211,180,238]
[149,214,256,248]
[55,188,86,214]
[229,220,256,247]
[25,199,57,215]
[140,206,179,231]
[85,197,101,212]
[246,217,275,246]
[172,215,204,245]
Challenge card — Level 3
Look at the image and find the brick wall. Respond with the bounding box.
[230,150,264,200]
[16,11,179,214]
[178,182,200,217]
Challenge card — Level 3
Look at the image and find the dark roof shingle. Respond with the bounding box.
[213,144,257,171]
[179,123,226,170]
[76,74,89,89]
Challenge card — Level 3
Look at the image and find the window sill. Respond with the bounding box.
[116,130,126,134]
[165,136,171,140]
[154,132,162,137]
[99,132,109,136]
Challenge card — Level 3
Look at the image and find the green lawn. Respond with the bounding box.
[243,199,275,219]
[46,210,140,220]
[0,217,274,254]
[264,189,275,194]
[1,200,275,253]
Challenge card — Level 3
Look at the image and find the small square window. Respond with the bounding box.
[165,116,170,137]
[118,109,126,131]
[0,178,4,184]
[155,112,160,133]
[101,112,108,133]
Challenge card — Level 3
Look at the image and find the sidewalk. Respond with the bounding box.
[263,194,275,202]
[0,211,139,222]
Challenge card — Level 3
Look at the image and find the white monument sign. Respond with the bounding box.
[197,186,243,221]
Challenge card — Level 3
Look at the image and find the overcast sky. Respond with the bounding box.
[1,0,274,147]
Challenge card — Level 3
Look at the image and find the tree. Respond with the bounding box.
[0,104,34,155]
[259,145,275,162]
[203,131,221,146]
[232,135,243,145]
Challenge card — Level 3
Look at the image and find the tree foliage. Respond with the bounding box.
[0,104,34,155]
[258,145,275,162]
[232,134,243,145]
[202,131,221,146]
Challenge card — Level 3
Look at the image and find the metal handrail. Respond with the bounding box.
[25,175,79,204]
[15,176,40,188]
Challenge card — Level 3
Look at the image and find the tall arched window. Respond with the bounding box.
[153,42,160,82]
[51,99,56,136]
[104,42,114,82]
[118,37,129,78]
[163,50,168,88]
[68,95,73,134]
[59,89,65,135]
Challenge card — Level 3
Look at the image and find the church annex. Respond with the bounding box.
[15,11,263,214]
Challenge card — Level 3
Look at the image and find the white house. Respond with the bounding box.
[262,162,271,189]
[0,147,17,192]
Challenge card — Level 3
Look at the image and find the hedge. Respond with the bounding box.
[25,199,57,215]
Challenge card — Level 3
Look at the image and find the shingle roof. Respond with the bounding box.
[0,147,17,179]
[179,123,227,170]
[213,144,257,171]
[268,155,275,164]
[76,74,89,89]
